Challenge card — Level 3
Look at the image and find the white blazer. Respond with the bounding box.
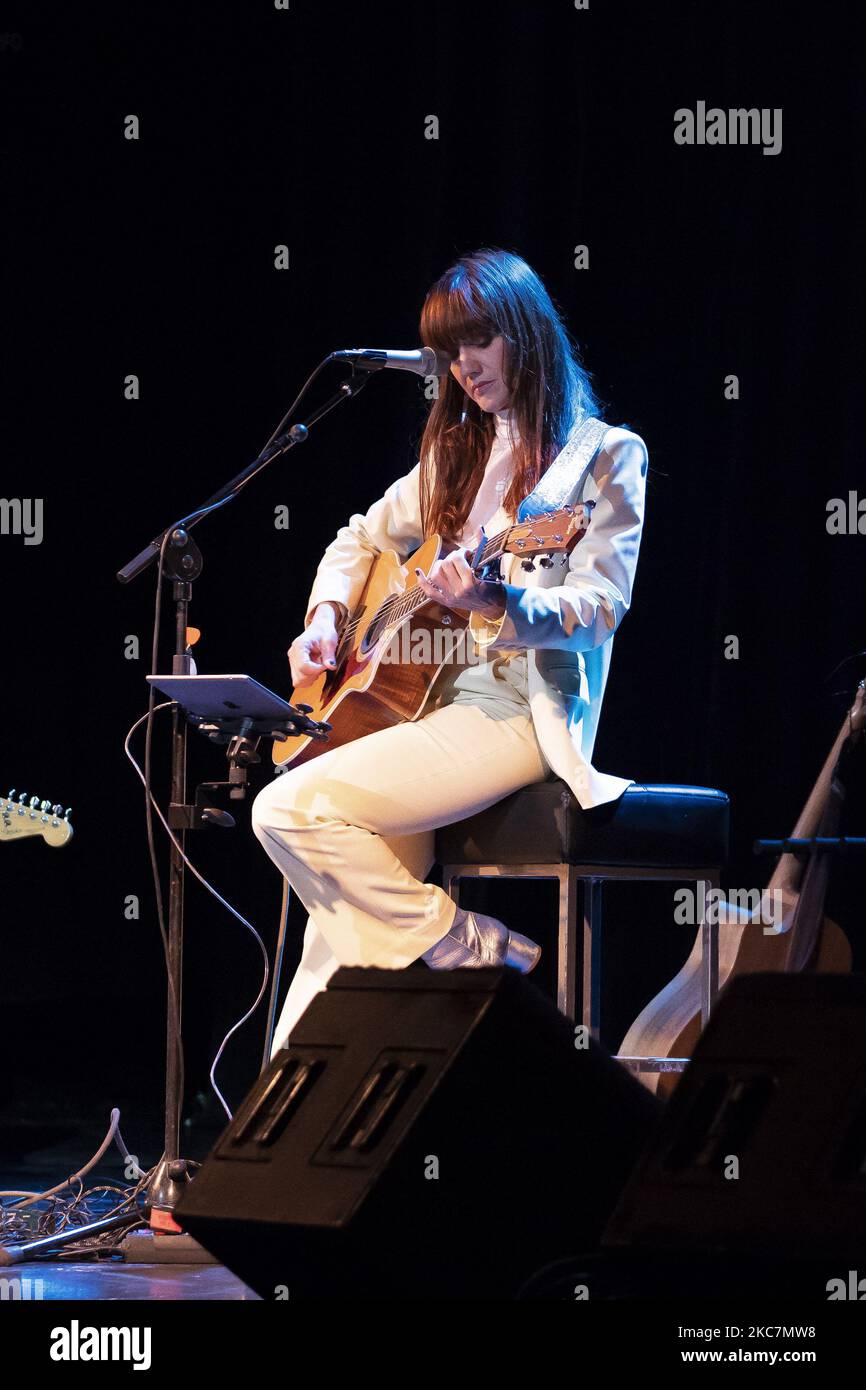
[303,417,648,809]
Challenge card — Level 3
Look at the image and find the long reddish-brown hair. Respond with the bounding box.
[418,247,599,543]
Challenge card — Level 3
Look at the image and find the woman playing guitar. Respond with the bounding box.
[251,246,648,1052]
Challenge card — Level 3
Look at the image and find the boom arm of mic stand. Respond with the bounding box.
[116,367,375,585]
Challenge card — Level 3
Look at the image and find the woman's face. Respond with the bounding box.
[449,334,511,414]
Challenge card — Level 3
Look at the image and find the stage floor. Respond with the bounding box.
[6,1260,259,1300]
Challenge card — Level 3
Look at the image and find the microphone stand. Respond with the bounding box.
[117,365,376,1222]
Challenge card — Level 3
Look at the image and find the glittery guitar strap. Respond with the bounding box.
[517,415,610,521]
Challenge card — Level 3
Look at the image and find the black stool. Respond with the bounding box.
[435,781,730,1073]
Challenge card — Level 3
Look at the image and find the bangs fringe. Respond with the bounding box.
[420,277,500,358]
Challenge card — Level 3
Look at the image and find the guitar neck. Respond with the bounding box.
[769,702,862,896]
[387,521,515,626]
[332,504,592,659]
[474,521,519,569]
[366,510,585,635]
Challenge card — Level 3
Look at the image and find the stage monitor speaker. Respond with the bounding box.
[175,966,661,1299]
[517,974,866,1299]
[603,972,866,1262]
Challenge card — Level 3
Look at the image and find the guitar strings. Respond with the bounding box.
[334,506,580,656]
[334,527,506,653]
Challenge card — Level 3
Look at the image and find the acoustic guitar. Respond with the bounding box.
[618,680,863,1096]
[1,790,73,847]
[273,504,593,769]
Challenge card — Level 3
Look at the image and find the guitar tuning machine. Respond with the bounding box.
[520,559,535,571]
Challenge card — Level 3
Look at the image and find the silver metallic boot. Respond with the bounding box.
[421,907,541,974]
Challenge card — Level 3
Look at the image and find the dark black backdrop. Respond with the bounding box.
[1,0,864,1167]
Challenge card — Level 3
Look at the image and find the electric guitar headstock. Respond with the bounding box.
[1,789,73,847]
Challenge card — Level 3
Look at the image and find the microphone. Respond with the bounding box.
[330,346,452,377]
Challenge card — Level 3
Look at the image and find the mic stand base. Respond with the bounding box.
[145,1156,197,1231]
[119,1228,219,1265]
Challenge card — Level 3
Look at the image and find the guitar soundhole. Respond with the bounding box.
[361,620,384,655]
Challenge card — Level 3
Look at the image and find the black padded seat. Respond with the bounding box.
[436,782,729,870]
[435,780,730,1072]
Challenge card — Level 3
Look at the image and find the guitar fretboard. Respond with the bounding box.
[338,520,519,649]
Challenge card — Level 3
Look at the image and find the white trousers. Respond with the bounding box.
[251,653,550,1054]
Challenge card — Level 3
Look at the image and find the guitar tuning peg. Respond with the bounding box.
[64,807,72,820]
[52,804,63,817]
[559,554,568,565]
[538,555,554,568]
[7,789,15,801]
[520,559,536,571]
[40,800,51,816]
[18,792,27,803]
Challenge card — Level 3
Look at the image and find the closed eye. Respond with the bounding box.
[453,337,493,355]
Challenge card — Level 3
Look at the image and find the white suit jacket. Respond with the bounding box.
[303,417,648,809]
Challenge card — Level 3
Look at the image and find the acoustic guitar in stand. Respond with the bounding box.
[273,504,593,770]
[619,680,863,1097]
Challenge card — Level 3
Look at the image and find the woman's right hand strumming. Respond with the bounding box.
[288,602,345,687]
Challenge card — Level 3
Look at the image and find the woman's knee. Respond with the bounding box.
[250,772,308,843]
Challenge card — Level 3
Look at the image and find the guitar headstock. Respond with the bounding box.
[1,790,73,847]
[502,503,594,569]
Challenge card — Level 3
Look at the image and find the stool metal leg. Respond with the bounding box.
[582,877,603,1040]
[556,866,579,1021]
[443,864,581,1024]
[441,860,724,1074]
[442,866,460,905]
